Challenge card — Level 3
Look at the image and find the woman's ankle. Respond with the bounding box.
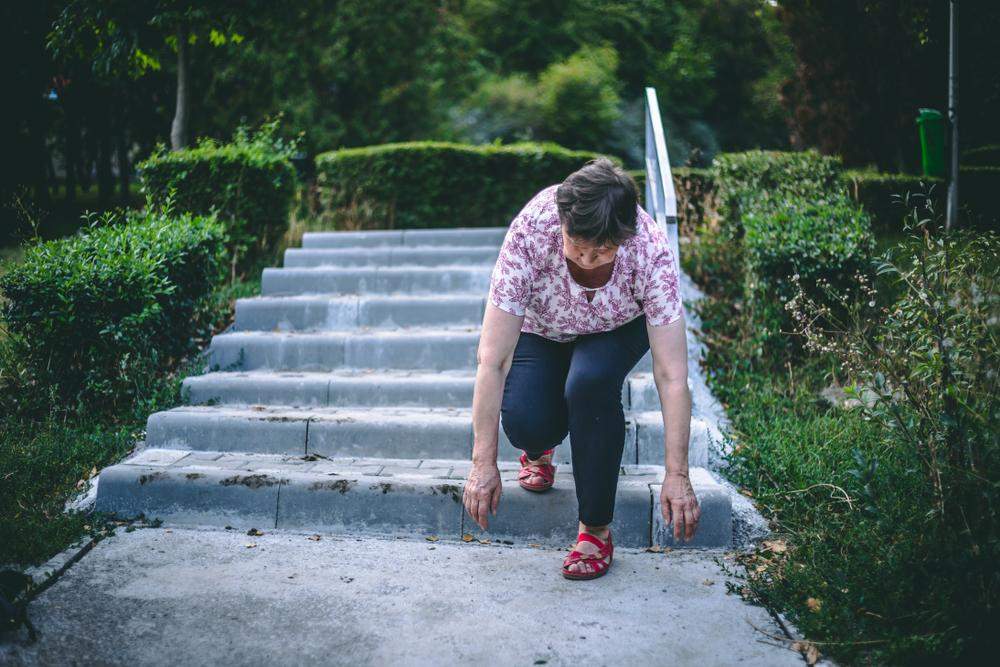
[578,522,610,539]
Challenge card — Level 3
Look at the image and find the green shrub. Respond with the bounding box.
[138,120,297,271]
[535,45,622,151]
[962,143,1000,166]
[843,166,999,231]
[713,149,842,224]
[0,209,226,413]
[704,150,873,362]
[743,197,873,354]
[773,219,1000,663]
[314,141,613,230]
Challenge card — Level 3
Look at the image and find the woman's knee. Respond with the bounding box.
[564,366,621,408]
[500,402,567,448]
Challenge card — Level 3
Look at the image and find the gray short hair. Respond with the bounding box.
[556,157,638,247]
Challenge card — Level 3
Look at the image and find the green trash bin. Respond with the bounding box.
[916,108,946,178]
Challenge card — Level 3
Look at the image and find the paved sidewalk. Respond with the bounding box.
[2,528,803,666]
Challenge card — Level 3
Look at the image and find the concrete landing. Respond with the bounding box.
[0,528,803,667]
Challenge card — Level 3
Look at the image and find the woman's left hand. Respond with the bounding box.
[661,471,701,542]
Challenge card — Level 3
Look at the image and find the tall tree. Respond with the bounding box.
[776,0,999,171]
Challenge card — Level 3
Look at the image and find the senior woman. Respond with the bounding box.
[463,158,701,580]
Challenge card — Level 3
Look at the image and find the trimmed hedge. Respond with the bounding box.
[962,144,1000,167]
[710,150,874,358]
[139,139,296,270]
[0,210,227,411]
[743,198,873,350]
[843,166,999,230]
[314,141,613,230]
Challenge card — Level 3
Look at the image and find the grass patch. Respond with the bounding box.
[0,274,258,567]
[694,241,996,664]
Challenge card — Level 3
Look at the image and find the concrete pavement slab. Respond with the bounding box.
[0,527,801,666]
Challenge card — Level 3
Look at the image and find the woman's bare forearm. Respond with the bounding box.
[471,363,507,465]
[656,377,692,474]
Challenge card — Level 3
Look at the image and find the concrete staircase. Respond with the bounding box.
[95,227,735,548]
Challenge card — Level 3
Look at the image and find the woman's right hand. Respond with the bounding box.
[463,462,502,530]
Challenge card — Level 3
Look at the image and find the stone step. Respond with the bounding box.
[207,327,653,373]
[234,295,487,332]
[301,227,508,249]
[283,246,500,268]
[144,406,613,463]
[94,450,733,548]
[183,370,478,408]
[145,404,711,467]
[262,266,492,296]
[182,370,703,415]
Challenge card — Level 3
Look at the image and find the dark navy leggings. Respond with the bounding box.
[500,313,651,526]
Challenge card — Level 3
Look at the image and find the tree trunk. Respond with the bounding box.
[96,95,113,209]
[170,24,190,151]
[64,107,79,204]
[116,101,130,204]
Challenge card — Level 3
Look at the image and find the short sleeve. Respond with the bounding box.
[488,211,536,317]
[641,237,683,327]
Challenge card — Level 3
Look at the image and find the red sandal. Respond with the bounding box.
[562,530,614,580]
[517,449,556,492]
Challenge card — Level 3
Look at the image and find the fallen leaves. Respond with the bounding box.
[702,579,715,586]
[244,543,258,549]
[425,535,439,542]
[461,533,474,542]
[762,539,788,554]
[247,528,264,537]
[792,641,822,665]
[645,545,672,554]
[307,534,321,541]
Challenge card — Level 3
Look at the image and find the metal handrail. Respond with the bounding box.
[644,87,680,263]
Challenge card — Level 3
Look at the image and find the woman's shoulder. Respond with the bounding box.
[511,184,560,236]
[625,206,669,253]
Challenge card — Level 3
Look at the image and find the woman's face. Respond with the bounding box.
[561,224,619,270]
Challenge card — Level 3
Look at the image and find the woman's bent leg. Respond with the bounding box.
[564,315,651,526]
[500,332,573,459]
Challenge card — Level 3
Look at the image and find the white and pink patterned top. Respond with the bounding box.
[488,184,683,343]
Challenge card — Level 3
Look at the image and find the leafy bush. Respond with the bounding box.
[314,141,614,230]
[535,45,622,151]
[694,150,874,361]
[743,197,873,355]
[962,143,1000,167]
[0,209,226,413]
[138,119,297,272]
[457,45,622,153]
[773,201,1000,663]
[713,149,842,222]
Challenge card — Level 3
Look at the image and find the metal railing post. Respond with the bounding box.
[644,87,679,264]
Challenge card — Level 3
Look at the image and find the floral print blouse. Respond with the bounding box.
[487,184,683,342]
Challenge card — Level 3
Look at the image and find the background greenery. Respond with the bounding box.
[7,0,999,245]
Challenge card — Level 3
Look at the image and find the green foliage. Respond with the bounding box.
[702,150,873,362]
[713,149,842,221]
[0,208,226,414]
[459,45,622,153]
[697,180,999,664]
[962,144,1000,167]
[314,141,613,230]
[743,198,874,356]
[535,45,622,150]
[138,119,297,271]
